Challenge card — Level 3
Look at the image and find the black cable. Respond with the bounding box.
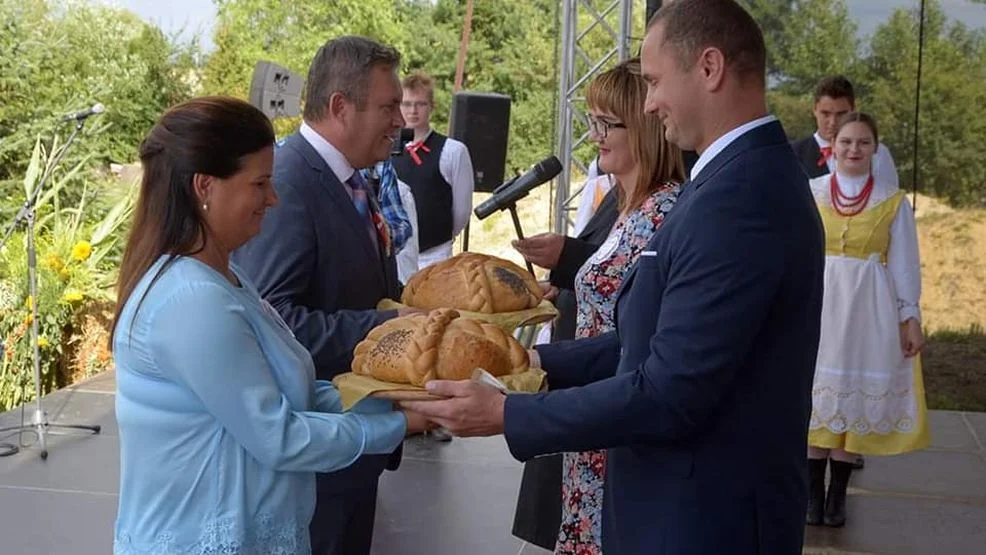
[911,0,927,212]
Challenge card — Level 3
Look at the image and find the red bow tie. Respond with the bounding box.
[817,146,833,167]
[406,141,431,166]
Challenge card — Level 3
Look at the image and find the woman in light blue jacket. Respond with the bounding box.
[111,97,429,555]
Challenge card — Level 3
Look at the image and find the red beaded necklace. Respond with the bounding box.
[829,172,874,217]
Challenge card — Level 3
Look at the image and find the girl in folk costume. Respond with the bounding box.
[806,112,929,528]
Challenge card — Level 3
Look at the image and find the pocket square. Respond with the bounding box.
[641,250,658,257]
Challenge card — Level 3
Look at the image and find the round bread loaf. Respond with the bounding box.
[352,308,529,386]
[401,252,542,313]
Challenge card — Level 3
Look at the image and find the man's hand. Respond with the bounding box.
[538,281,559,302]
[512,233,566,270]
[399,380,506,437]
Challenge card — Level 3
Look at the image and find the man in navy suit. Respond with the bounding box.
[404,1,825,553]
[232,36,420,555]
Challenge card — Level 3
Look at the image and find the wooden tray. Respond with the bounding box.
[368,389,447,402]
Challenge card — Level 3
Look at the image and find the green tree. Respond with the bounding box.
[203,0,408,137]
[743,0,861,140]
[864,0,986,205]
[0,0,198,194]
[203,0,567,173]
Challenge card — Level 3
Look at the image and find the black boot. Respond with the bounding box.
[852,454,865,470]
[824,459,853,527]
[805,458,827,526]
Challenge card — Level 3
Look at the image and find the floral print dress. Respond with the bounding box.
[555,183,679,555]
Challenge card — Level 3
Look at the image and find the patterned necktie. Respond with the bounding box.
[347,172,379,249]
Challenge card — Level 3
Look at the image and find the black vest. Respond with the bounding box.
[790,135,829,179]
[392,132,454,252]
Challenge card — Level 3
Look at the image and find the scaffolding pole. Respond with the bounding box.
[553,0,634,234]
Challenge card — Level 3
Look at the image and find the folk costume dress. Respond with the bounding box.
[807,170,930,455]
[555,184,679,555]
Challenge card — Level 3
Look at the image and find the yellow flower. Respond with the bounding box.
[58,268,72,280]
[24,295,33,310]
[71,241,92,261]
[37,337,50,348]
[23,313,32,325]
[44,253,65,272]
[62,290,84,303]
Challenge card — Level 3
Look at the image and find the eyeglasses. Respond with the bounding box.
[584,114,626,138]
[400,101,430,110]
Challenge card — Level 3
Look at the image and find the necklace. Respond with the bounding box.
[829,172,874,217]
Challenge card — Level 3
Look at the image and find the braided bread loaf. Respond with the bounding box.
[352,308,529,386]
[401,253,542,313]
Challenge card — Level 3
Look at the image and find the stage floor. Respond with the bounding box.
[2,371,985,555]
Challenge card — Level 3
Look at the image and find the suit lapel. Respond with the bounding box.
[285,133,387,286]
[688,120,789,192]
[612,120,789,324]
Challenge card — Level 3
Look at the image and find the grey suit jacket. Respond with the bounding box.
[232,132,402,490]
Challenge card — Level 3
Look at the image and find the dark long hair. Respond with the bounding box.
[110,97,274,347]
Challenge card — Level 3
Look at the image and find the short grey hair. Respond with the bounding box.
[303,36,402,121]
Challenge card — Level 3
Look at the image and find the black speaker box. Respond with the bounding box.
[448,92,511,193]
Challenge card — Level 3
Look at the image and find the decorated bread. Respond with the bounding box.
[401,253,542,313]
[352,308,529,386]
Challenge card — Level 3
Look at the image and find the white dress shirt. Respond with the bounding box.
[300,122,356,192]
[690,115,778,181]
[415,128,476,268]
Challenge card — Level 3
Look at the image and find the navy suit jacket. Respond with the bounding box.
[232,132,402,491]
[504,121,825,554]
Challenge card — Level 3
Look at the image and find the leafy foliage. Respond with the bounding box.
[0,0,198,195]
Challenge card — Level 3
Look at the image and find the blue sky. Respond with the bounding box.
[116,0,986,52]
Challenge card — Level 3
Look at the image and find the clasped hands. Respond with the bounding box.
[400,379,509,438]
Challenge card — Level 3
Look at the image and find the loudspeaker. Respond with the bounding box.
[248,61,303,120]
[448,92,511,193]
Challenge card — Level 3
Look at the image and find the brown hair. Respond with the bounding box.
[111,97,275,346]
[647,0,766,85]
[303,35,402,120]
[814,75,855,106]
[586,58,685,215]
[402,70,435,104]
[834,111,879,145]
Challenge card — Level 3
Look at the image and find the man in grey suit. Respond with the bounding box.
[232,36,418,555]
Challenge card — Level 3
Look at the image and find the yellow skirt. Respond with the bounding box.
[809,354,930,455]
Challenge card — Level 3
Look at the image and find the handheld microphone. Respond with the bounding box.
[60,103,105,122]
[474,155,563,220]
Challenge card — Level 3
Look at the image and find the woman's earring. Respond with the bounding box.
[202,203,209,212]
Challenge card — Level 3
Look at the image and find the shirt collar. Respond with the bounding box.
[300,122,356,184]
[814,131,830,148]
[689,115,778,181]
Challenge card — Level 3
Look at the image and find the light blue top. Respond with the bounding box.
[113,256,406,555]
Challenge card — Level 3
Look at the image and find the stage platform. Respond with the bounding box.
[2,371,985,554]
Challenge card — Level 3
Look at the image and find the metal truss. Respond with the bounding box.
[553,0,635,234]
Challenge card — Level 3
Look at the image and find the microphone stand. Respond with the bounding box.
[506,202,535,276]
[0,118,101,460]
[482,176,536,276]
